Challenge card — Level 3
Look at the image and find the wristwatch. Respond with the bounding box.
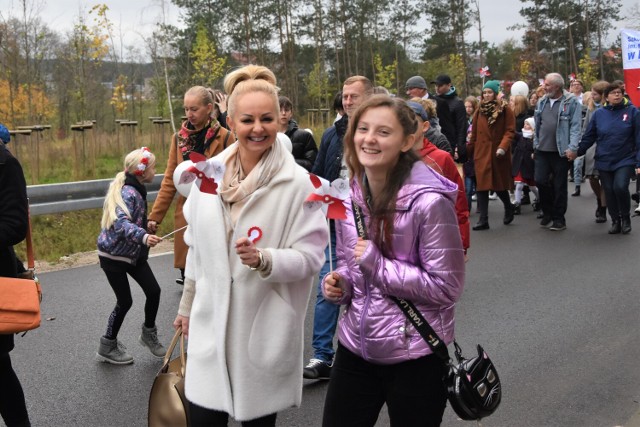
[248,250,264,271]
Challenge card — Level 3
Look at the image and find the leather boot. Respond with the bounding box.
[595,206,607,223]
[621,215,632,234]
[503,204,515,225]
[473,218,490,230]
[608,218,621,234]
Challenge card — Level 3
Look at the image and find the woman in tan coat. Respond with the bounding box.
[148,86,231,284]
[468,80,516,230]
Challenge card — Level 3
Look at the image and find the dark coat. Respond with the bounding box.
[436,89,469,163]
[468,101,516,191]
[0,143,29,353]
[511,133,535,180]
[285,119,318,172]
[312,115,348,181]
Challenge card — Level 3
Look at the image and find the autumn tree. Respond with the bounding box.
[190,23,226,87]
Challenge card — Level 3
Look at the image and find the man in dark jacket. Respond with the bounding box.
[278,96,318,171]
[405,75,455,152]
[304,76,372,381]
[0,124,32,427]
[432,74,468,163]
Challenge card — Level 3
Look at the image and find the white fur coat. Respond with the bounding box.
[181,142,328,420]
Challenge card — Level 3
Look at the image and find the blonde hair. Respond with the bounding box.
[101,148,156,229]
[511,95,529,117]
[224,65,279,119]
[411,97,437,119]
[185,86,216,117]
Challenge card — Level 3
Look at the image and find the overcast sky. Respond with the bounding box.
[1,0,638,58]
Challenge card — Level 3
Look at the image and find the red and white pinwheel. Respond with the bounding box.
[479,66,491,78]
[568,73,576,82]
[173,152,225,197]
[304,174,350,220]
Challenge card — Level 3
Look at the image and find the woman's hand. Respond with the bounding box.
[173,315,190,338]
[354,237,369,263]
[147,220,158,233]
[495,148,505,157]
[324,272,343,301]
[235,237,261,268]
[215,92,228,114]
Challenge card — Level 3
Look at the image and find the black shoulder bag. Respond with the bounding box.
[351,201,501,421]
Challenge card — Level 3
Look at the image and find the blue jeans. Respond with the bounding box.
[311,232,339,363]
[599,166,635,219]
[464,176,476,212]
[535,151,570,221]
[573,156,584,186]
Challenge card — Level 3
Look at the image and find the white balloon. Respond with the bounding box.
[172,160,195,198]
[511,81,530,97]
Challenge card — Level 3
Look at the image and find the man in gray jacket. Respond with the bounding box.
[533,72,583,231]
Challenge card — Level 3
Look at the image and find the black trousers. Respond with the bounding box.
[101,259,161,339]
[0,352,30,426]
[535,151,570,221]
[322,343,447,427]
[188,402,277,427]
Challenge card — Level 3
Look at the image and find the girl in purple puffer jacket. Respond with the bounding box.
[321,96,465,427]
[96,147,165,365]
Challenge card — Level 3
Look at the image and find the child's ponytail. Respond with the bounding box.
[101,171,130,229]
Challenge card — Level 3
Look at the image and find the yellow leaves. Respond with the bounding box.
[519,60,531,80]
[110,75,128,115]
[373,54,397,90]
[578,49,598,89]
[190,25,227,87]
[0,80,55,127]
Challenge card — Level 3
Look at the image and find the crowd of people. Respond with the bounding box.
[1,64,639,427]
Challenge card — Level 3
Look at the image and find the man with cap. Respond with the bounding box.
[432,74,468,164]
[405,75,455,152]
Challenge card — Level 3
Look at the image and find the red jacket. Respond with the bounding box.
[419,138,470,252]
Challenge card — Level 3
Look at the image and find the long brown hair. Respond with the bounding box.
[344,95,420,256]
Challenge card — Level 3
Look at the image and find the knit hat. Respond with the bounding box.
[524,117,535,131]
[483,80,500,95]
[407,101,429,121]
[0,124,9,144]
[405,76,427,89]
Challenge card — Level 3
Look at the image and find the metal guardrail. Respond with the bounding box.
[27,174,165,215]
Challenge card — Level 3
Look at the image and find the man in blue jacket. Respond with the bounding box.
[534,72,583,231]
[304,75,372,380]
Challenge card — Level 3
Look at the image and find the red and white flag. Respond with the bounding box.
[621,29,640,106]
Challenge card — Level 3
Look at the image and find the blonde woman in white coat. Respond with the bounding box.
[173,65,328,427]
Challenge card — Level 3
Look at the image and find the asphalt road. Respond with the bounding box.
[3,187,640,427]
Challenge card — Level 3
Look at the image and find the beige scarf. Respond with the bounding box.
[219,137,287,226]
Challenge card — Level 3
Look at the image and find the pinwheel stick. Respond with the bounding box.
[327,218,333,271]
[160,225,188,240]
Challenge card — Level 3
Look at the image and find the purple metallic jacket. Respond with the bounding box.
[325,161,465,365]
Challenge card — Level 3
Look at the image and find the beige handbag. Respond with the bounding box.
[148,327,189,427]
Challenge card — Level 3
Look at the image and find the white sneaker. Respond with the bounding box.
[489,192,498,200]
[635,204,640,214]
[471,194,477,201]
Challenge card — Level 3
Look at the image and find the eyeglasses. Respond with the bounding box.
[608,90,623,96]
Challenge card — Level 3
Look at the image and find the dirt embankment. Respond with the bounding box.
[34,239,174,273]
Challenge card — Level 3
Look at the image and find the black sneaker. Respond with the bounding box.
[540,216,552,227]
[303,358,332,380]
[549,220,566,231]
[176,269,185,286]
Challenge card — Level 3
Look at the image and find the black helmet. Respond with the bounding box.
[444,344,501,420]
